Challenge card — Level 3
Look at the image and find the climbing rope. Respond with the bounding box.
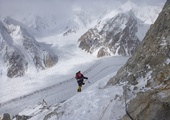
[99,98,113,120]
[124,85,134,120]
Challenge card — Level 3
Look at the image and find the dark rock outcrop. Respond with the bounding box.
[15,114,31,120]
[2,113,10,120]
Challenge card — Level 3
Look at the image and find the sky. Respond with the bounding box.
[0,0,166,17]
[0,0,122,16]
[0,0,166,31]
[131,0,166,5]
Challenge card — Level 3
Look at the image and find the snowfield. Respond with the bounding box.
[0,56,128,119]
[0,31,128,119]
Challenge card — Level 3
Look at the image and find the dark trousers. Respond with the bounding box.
[77,79,84,87]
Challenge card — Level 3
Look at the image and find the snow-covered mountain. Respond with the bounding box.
[0,17,57,78]
[78,10,149,57]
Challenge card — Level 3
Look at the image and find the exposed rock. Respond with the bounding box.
[63,28,77,36]
[107,0,170,120]
[97,47,111,57]
[15,115,31,120]
[2,113,10,120]
[122,88,170,120]
[7,52,28,78]
[79,28,102,53]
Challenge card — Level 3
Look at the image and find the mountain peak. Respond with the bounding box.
[120,0,136,11]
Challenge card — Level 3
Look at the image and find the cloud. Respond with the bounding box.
[0,0,125,16]
[0,0,166,18]
[131,0,166,6]
[0,0,72,17]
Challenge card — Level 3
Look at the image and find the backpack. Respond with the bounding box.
[75,72,81,79]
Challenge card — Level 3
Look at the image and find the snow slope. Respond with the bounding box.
[0,56,128,118]
[17,73,127,120]
[0,29,128,116]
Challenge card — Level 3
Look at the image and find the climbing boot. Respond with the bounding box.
[77,86,81,92]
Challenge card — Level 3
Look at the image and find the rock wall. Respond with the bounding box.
[107,0,170,119]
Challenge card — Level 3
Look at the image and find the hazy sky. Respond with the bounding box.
[0,0,122,13]
[0,0,166,17]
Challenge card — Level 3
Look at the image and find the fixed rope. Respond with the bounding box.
[99,98,113,120]
[124,85,134,120]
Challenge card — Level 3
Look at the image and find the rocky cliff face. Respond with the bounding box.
[78,10,149,57]
[107,0,170,120]
[0,17,58,78]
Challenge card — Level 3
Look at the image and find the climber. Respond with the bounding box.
[75,71,88,92]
